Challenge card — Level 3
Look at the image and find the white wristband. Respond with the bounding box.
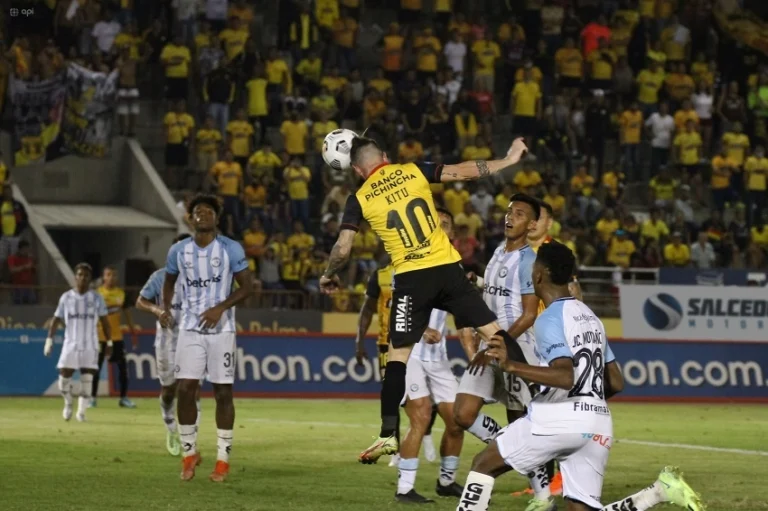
[45,337,53,344]
[475,276,485,288]
[107,341,113,347]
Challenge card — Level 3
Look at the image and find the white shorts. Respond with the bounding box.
[175,330,236,384]
[117,88,139,115]
[457,363,530,411]
[155,331,178,387]
[496,418,611,509]
[57,343,99,370]
[405,358,458,405]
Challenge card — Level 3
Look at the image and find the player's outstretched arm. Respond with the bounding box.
[439,137,528,182]
[320,229,356,293]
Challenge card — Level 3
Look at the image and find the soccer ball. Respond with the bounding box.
[322,129,357,170]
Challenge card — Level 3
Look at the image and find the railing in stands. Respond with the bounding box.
[0,266,659,318]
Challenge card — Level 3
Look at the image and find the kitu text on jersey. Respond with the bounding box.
[363,168,418,204]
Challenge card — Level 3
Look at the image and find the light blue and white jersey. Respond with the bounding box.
[528,297,616,435]
[411,309,449,362]
[482,243,536,352]
[165,235,248,334]
[140,268,183,347]
[54,289,108,351]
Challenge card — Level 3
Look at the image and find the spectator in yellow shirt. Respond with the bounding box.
[744,145,768,224]
[554,37,583,93]
[619,102,643,178]
[665,62,695,107]
[350,220,379,283]
[453,202,484,239]
[461,135,493,161]
[226,109,254,169]
[510,66,542,137]
[283,156,311,227]
[244,177,268,227]
[287,220,316,254]
[443,182,470,217]
[333,15,358,73]
[245,66,269,144]
[243,216,268,260]
[311,86,339,119]
[471,32,501,92]
[219,18,249,63]
[711,148,737,212]
[673,120,702,174]
[195,116,222,180]
[673,99,699,133]
[571,166,600,219]
[280,111,309,158]
[316,0,340,31]
[595,208,620,244]
[414,27,441,81]
[209,150,244,235]
[513,163,543,194]
[722,122,750,169]
[648,167,678,208]
[641,208,670,243]
[160,33,191,101]
[163,100,195,187]
[636,60,665,116]
[607,230,636,268]
[398,135,425,163]
[543,185,566,218]
[660,16,690,63]
[248,142,283,184]
[663,231,691,267]
[751,222,768,249]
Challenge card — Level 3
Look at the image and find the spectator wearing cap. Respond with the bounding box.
[607,229,636,268]
[690,231,716,268]
[7,240,36,304]
[664,232,691,267]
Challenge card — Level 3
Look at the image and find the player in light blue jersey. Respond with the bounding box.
[454,242,704,511]
[44,263,112,423]
[136,234,203,457]
[162,194,252,483]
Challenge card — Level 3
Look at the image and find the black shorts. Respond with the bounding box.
[165,143,189,167]
[99,339,125,363]
[389,262,497,348]
[558,76,582,89]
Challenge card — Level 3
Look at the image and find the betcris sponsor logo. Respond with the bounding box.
[483,284,511,297]
[621,285,768,342]
[186,275,222,288]
[116,333,768,401]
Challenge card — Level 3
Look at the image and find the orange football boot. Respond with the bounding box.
[180,453,202,481]
[209,461,230,482]
[549,471,563,496]
[510,487,534,497]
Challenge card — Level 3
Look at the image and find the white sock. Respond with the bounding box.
[457,471,495,511]
[179,424,197,456]
[58,376,72,406]
[160,394,177,433]
[528,465,551,500]
[602,482,666,511]
[216,428,233,463]
[195,399,201,430]
[467,414,501,443]
[439,456,459,486]
[78,374,93,415]
[397,457,419,494]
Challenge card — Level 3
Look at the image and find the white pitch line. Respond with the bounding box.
[247,418,768,457]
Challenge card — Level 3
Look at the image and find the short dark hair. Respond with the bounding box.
[536,242,575,286]
[435,206,453,224]
[509,193,541,220]
[74,262,93,274]
[349,136,380,167]
[537,198,553,218]
[187,194,222,217]
[103,265,117,272]
[174,233,191,243]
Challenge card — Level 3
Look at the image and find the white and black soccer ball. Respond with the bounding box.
[322,128,357,170]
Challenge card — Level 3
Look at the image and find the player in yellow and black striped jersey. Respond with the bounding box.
[354,260,394,377]
[322,135,530,464]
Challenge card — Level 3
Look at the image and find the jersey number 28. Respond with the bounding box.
[386,198,437,248]
[568,347,604,399]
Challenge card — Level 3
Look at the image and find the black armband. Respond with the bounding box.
[495,330,526,363]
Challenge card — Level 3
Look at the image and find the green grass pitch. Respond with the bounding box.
[1,398,767,511]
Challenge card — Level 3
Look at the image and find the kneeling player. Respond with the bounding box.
[455,243,704,511]
[136,234,202,456]
[44,263,112,423]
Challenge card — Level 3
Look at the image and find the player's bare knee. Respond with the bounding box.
[406,399,432,432]
[388,345,411,363]
[212,383,233,402]
[177,379,198,398]
[453,399,479,430]
[59,368,74,377]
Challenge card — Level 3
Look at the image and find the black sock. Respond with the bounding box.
[394,411,401,445]
[546,459,557,479]
[117,358,128,399]
[380,361,406,438]
[92,351,105,398]
[425,404,438,435]
[496,330,526,363]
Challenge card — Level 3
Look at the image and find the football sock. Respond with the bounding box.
[425,404,438,435]
[396,457,419,494]
[457,471,494,511]
[380,361,406,437]
[546,459,557,480]
[602,482,666,511]
[58,375,72,406]
[528,465,551,501]
[216,429,233,463]
[467,414,501,443]
[160,395,177,433]
[439,456,459,486]
[78,373,93,415]
[195,399,201,430]
[116,357,128,398]
[179,424,197,456]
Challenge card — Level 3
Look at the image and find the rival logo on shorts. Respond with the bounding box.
[483,284,511,297]
[458,482,486,511]
[186,275,223,288]
[394,296,412,333]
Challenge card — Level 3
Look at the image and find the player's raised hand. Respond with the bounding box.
[505,137,528,164]
[198,306,224,330]
[319,274,341,294]
[423,327,442,344]
[467,349,492,376]
[486,335,509,366]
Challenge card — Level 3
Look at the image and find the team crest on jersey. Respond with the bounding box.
[211,257,221,267]
[410,384,419,392]
[499,267,508,278]
[184,260,193,268]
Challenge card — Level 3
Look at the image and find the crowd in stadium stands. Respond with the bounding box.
[2,0,768,309]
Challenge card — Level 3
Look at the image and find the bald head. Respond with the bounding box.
[350,136,387,176]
